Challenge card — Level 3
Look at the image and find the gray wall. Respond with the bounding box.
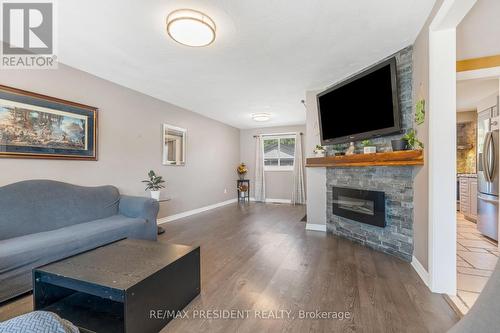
[240,125,306,201]
[411,0,445,270]
[0,64,240,218]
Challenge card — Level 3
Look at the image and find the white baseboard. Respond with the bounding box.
[411,255,430,287]
[157,198,237,224]
[249,197,292,204]
[266,198,292,204]
[305,223,327,232]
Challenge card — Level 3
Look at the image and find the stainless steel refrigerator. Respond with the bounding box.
[477,104,499,241]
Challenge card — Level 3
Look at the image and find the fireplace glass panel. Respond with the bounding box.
[332,187,386,227]
[336,195,375,216]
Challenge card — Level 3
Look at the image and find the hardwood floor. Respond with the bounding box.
[0,203,458,332]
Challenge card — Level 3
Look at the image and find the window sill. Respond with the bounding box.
[264,168,294,172]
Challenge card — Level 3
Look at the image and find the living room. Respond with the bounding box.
[1,0,499,332]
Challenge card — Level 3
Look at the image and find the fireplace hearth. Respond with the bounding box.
[332,187,386,228]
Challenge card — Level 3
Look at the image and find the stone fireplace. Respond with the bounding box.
[327,167,414,261]
[323,46,415,262]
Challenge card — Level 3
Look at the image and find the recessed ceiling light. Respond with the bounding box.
[166,9,216,47]
[252,113,271,122]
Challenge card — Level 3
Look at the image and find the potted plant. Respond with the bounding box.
[142,170,166,201]
[403,129,424,150]
[391,138,407,151]
[314,145,326,157]
[330,144,345,156]
[361,140,376,154]
[236,163,248,180]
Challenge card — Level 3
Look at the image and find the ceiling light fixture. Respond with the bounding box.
[252,113,271,122]
[166,9,216,47]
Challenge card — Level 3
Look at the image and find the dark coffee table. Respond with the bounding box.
[33,239,200,333]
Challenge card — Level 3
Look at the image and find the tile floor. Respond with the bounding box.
[451,213,498,314]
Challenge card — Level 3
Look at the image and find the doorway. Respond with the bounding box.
[453,78,499,313]
[428,0,500,301]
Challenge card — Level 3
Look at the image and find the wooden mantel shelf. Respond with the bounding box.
[306,150,424,168]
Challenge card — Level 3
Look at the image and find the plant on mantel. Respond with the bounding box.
[314,145,326,157]
[361,140,377,154]
[403,129,424,150]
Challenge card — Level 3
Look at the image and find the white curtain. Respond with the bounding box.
[254,135,266,202]
[292,133,306,205]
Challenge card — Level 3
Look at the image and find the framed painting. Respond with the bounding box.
[0,85,97,160]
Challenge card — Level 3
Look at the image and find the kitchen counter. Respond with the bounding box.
[458,173,477,178]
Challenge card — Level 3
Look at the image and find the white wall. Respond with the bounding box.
[0,64,240,218]
[411,0,447,272]
[476,93,499,113]
[457,0,500,60]
[425,0,478,294]
[305,90,326,229]
[239,125,306,201]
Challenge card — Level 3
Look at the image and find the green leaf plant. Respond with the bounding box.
[403,129,424,150]
[415,99,425,125]
[142,170,166,191]
[361,139,373,147]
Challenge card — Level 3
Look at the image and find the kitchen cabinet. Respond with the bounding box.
[459,175,478,221]
[469,178,477,220]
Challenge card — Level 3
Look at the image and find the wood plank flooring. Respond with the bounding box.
[0,203,458,332]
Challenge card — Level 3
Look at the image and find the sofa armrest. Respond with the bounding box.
[119,195,159,239]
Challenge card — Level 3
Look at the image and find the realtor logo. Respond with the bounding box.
[1,0,57,69]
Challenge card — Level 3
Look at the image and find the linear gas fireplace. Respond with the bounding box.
[332,187,386,228]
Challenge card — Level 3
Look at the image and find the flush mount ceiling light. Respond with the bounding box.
[166,9,216,47]
[252,113,271,122]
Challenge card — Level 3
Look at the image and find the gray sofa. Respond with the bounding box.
[0,180,159,303]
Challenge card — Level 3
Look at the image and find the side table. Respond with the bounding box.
[156,198,171,235]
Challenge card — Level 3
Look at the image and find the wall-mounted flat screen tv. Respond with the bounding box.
[317,57,401,145]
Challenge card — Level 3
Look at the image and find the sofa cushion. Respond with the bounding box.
[0,214,145,300]
[0,180,120,240]
[0,311,79,333]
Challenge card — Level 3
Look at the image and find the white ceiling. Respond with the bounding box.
[457,0,500,61]
[457,79,499,112]
[58,0,435,129]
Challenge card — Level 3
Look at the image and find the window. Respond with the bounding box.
[263,135,295,171]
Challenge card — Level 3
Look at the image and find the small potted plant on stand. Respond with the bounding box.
[237,163,248,180]
[238,183,248,199]
[142,170,166,201]
[361,140,376,154]
[314,145,326,157]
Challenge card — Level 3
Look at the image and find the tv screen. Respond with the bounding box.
[317,57,400,145]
